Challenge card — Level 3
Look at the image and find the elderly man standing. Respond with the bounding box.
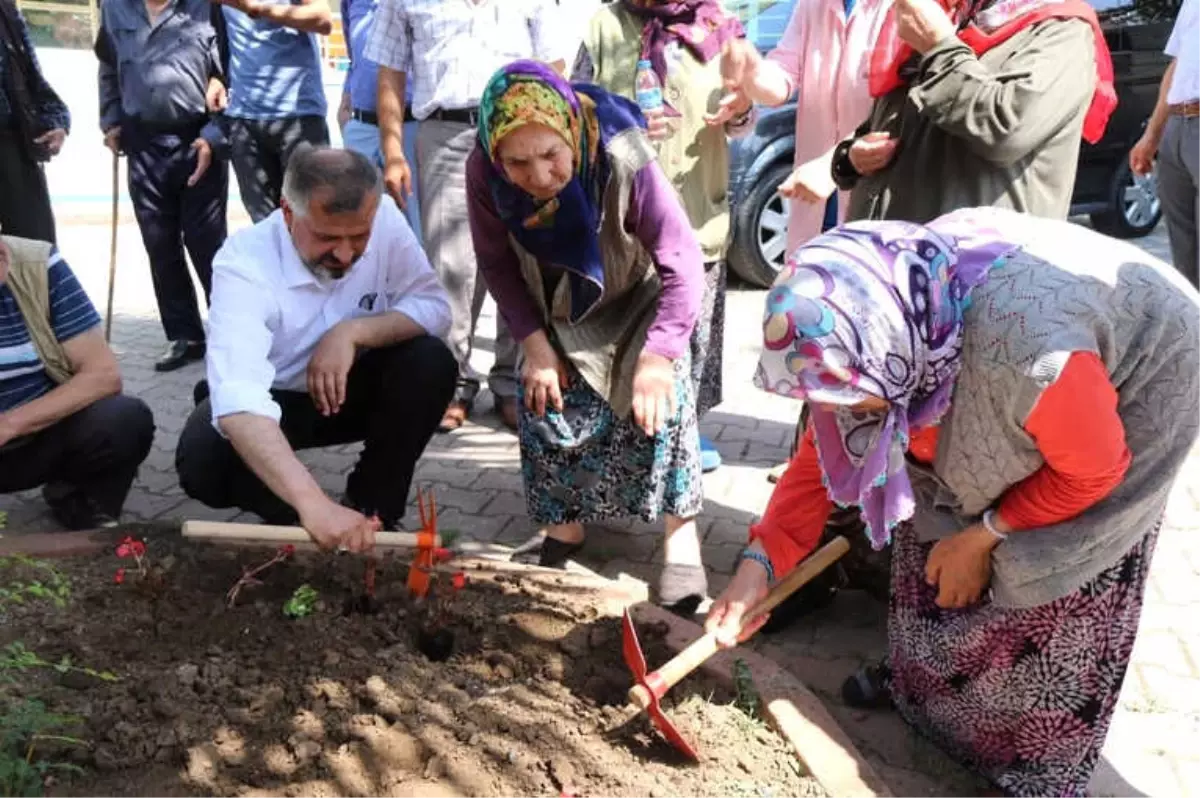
[0,234,154,530]
[1131,0,1198,286]
[0,0,69,244]
[175,147,456,550]
[213,0,333,222]
[96,0,228,373]
[366,0,567,432]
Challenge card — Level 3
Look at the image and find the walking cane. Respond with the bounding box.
[103,149,118,342]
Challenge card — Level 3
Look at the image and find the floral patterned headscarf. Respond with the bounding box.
[755,210,1021,548]
[477,60,645,323]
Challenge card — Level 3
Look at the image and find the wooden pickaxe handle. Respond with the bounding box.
[629,535,851,709]
[182,520,440,550]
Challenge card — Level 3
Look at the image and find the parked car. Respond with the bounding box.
[725,0,1180,287]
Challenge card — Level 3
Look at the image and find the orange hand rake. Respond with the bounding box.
[406,487,439,600]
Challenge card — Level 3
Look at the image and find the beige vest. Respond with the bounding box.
[511,128,662,418]
[2,235,73,384]
[584,6,732,262]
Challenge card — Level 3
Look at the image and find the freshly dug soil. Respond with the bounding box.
[2,536,822,797]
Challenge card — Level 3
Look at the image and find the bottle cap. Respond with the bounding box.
[637,59,653,69]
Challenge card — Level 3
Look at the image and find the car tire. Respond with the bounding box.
[1090,156,1162,239]
[729,161,794,288]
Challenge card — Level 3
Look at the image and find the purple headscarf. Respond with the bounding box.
[754,209,1023,549]
[621,0,745,117]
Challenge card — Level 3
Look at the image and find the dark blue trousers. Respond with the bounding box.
[125,120,228,343]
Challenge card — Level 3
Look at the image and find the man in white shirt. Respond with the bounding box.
[1131,0,1198,286]
[174,146,455,551]
[366,0,566,433]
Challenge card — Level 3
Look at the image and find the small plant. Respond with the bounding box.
[0,643,118,686]
[226,545,295,607]
[113,536,148,585]
[0,557,71,610]
[732,658,762,720]
[0,698,85,797]
[283,585,319,618]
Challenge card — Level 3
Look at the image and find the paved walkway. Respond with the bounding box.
[2,218,1196,796]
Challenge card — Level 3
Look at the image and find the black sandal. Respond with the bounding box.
[841,662,893,710]
[511,536,584,569]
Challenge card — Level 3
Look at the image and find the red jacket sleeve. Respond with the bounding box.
[997,351,1131,529]
[749,424,833,576]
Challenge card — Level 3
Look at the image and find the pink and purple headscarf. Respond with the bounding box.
[755,210,1022,549]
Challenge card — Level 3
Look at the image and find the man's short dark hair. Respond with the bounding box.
[281,144,382,217]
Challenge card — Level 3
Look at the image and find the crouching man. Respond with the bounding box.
[0,234,154,528]
[175,146,456,551]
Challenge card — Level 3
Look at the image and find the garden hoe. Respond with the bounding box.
[621,535,852,759]
[182,487,454,600]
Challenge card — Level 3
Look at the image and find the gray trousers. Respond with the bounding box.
[1158,115,1199,287]
[416,119,518,402]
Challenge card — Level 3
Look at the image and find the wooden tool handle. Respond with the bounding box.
[629,536,850,709]
[182,520,439,550]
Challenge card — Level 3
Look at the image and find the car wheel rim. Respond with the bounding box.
[1122,171,1160,229]
[757,193,791,270]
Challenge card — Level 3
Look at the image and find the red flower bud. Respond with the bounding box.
[115,544,130,558]
[434,547,452,563]
[114,568,126,585]
[130,540,146,557]
[451,572,466,591]
[281,544,296,556]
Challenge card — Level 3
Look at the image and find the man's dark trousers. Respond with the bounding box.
[175,336,457,526]
[124,119,228,345]
[227,115,329,223]
[0,395,155,516]
[0,128,56,243]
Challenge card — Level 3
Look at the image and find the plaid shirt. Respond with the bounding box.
[0,5,70,134]
[364,0,567,120]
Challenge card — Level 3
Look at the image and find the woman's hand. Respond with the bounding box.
[778,157,837,203]
[924,524,1001,609]
[894,0,957,54]
[631,351,675,437]
[521,330,568,417]
[848,132,898,176]
[643,108,677,142]
[705,552,771,648]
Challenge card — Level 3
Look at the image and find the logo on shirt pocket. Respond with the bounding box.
[358,292,378,311]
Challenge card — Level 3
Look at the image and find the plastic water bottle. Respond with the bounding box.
[634,59,664,115]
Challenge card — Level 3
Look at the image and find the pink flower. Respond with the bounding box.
[280,544,296,557]
[113,568,126,585]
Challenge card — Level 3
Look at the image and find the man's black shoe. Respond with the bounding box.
[42,483,120,531]
[155,340,205,372]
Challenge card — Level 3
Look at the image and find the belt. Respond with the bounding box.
[351,108,378,126]
[426,107,480,126]
[1168,100,1200,118]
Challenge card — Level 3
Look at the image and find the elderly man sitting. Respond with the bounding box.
[175,146,456,551]
[0,234,154,528]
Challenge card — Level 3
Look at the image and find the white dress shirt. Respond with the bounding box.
[364,0,567,120]
[1166,0,1198,105]
[205,195,452,426]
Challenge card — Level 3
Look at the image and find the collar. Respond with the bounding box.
[274,212,323,289]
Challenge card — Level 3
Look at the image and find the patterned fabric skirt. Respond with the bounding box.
[517,360,703,526]
[888,523,1157,797]
[690,260,726,418]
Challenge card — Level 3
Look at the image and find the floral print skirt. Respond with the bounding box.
[888,523,1157,797]
[517,359,703,526]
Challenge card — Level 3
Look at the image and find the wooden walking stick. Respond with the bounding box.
[103,149,119,342]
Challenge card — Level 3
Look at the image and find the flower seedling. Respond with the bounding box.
[226,545,295,607]
[114,536,147,580]
[284,585,319,619]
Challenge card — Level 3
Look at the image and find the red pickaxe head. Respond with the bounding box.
[407,488,437,599]
[621,609,699,759]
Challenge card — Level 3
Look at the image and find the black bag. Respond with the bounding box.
[0,0,49,161]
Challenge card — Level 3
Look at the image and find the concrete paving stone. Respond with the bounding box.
[704,518,750,545]
[166,500,244,524]
[120,491,185,521]
[1172,758,1200,798]
[1135,663,1200,714]
[1130,630,1200,679]
[705,541,744,574]
[133,468,182,495]
[702,410,759,431]
[412,457,482,487]
[470,469,525,493]
[590,556,657,587]
[479,491,529,518]
[743,441,790,464]
[424,485,495,515]
[433,509,514,543]
[580,522,661,563]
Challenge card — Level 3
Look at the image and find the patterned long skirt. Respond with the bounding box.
[888,524,1157,797]
[517,359,704,525]
[690,260,726,418]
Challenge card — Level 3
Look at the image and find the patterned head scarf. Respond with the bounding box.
[477,60,644,322]
[621,0,745,117]
[755,211,1021,548]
